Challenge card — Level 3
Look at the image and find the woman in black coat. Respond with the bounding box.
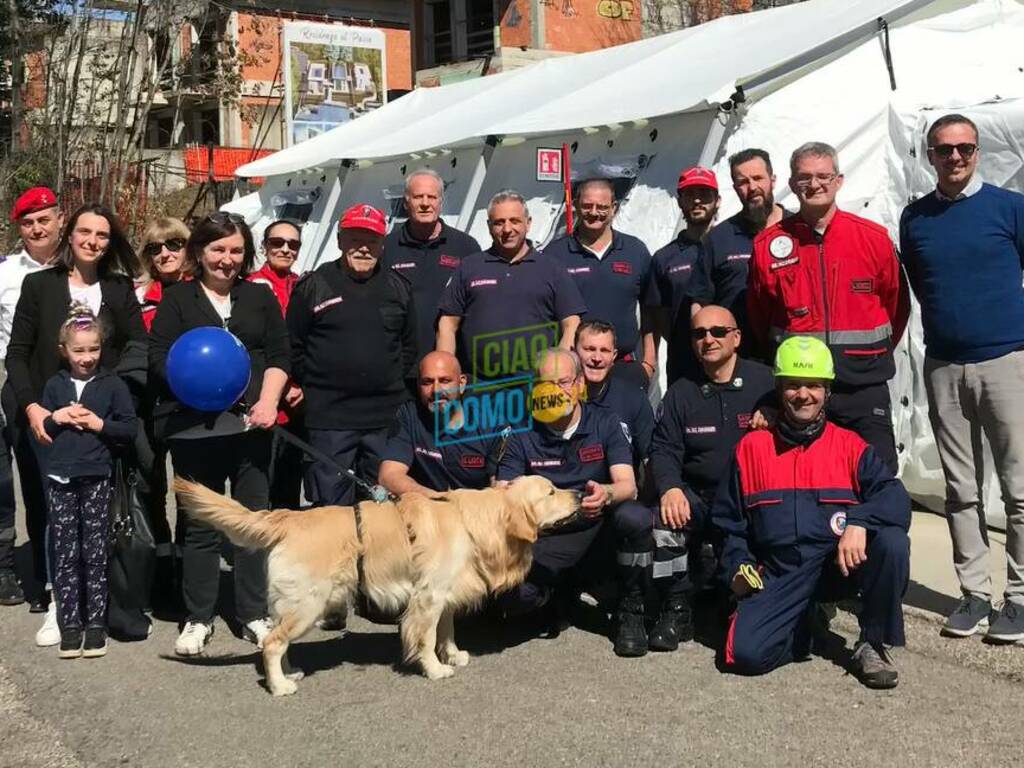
[149,211,289,657]
[5,203,146,640]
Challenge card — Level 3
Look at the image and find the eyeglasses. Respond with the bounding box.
[929,143,978,160]
[579,204,613,214]
[793,173,838,188]
[265,237,301,252]
[691,326,737,340]
[141,238,186,257]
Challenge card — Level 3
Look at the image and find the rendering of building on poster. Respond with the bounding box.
[282,21,387,146]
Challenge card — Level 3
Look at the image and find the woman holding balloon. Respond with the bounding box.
[149,211,290,657]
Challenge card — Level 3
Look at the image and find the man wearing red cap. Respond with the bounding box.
[0,187,64,606]
[646,167,720,384]
[286,203,417,506]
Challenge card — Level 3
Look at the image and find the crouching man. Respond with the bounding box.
[713,336,911,689]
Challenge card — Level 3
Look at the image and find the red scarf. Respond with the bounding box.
[247,263,298,317]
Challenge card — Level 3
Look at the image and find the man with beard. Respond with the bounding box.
[714,336,910,689]
[378,350,499,495]
[647,167,720,384]
[544,179,656,387]
[689,149,787,345]
[383,169,481,360]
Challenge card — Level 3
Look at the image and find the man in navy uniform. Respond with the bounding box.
[383,169,480,359]
[379,350,499,495]
[544,179,657,386]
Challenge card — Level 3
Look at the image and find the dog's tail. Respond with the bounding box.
[173,477,285,550]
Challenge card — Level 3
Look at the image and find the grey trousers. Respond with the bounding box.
[925,350,1024,604]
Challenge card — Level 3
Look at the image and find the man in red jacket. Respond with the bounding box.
[747,142,909,472]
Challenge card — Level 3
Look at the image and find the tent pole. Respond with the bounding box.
[456,135,499,234]
[304,160,352,272]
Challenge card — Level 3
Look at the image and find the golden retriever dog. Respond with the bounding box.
[172,475,581,696]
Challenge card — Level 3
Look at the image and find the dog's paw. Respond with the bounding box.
[447,649,469,667]
[423,663,455,680]
[285,670,305,681]
[270,679,298,697]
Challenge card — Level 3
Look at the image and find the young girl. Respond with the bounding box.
[41,304,138,658]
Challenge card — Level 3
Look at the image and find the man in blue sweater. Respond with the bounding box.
[899,113,1024,644]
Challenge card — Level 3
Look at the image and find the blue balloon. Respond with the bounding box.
[167,327,251,412]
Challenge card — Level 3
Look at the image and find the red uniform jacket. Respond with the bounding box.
[248,263,299,425]
[747,210,910,387]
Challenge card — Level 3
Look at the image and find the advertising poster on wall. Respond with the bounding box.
[282,21,387,146]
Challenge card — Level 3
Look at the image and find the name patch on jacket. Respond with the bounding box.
[313,296,344,314]
[567,267,591,275]
[769,257,799,271]
[851,278,874,293]
[414,446,443,461]
[439,254,460,269]
[685,425,717,435]
[668,264,692,274]
[578,444,605,463]
[470,279,498,288]
[529,458,563,468]
[459,455,486,469]
[391,262,416,270]
[726,253,750,262]
[611,261,633,275]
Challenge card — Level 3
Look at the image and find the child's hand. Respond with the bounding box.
[51,406,82,428]
[69,407,104,433]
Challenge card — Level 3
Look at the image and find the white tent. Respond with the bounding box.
[227,0,1024,525]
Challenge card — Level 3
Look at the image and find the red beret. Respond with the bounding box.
[338,203,386,235]
[677,167,719,192]
[11,187,59,221]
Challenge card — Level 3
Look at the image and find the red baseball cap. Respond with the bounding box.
[677,167,718,192]
[11,187,59,221]
[339,203,386,235]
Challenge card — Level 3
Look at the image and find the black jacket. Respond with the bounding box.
[42,368,137,478]
[287,260,416,431]
[5,268,147,413]
[148,279,291,439]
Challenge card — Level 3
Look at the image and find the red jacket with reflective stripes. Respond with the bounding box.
[747,210,910,387]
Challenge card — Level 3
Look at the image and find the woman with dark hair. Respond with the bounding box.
[6,203,147,646]
[248,219,304,508]
[149,211,289,656]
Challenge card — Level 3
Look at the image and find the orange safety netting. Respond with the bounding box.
[183,145,275,184]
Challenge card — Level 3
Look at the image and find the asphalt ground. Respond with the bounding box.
[2,586,1023,768]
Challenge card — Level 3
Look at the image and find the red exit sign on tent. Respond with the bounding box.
[536,148,563,182]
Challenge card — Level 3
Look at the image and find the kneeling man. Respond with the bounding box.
[713,336,910,689]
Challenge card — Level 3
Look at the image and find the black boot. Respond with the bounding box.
[613,596,648,657]
[648,596,693,652]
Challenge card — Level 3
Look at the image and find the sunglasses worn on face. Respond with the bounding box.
[266,237,301,251]
[691,326,737,340]
[930,143,978,160]
[142,239,186,257]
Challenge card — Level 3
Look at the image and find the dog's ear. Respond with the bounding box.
[506,501,538,543]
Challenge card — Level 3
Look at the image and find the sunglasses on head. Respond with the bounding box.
[265,236,301,252]
[691,325,737,340]
[207,211,246,226]
[142,238,186,257]
[929,143,978,160]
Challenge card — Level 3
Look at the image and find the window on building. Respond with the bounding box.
[424,0,496,68]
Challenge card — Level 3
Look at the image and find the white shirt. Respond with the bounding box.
[69,281,102,316]
[0,249,54,359]
[935,174,983,202]
[72,376,93,401]
[582,240,612,260]
[201,283,232,324]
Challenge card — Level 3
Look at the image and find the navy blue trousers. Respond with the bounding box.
[725,526,910,675]
[304,428,387,507]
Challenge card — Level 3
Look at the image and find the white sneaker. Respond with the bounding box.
[174,621,214,656]
[242,617,274,648]
[35,602,60,647]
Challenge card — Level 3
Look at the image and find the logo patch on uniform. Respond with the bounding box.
[470,279,498,288]
[313,296,343,313]
[459,455,485,469]
[611,261,633,275]
[439,254,460,269]
[578,444,605,463]
[768,236,794,259]
[851,278,874,293]
[769,257,799,271]
[737,413,752,429]
[830,511,847,536]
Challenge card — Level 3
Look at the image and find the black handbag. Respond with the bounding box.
[107,455,156,639]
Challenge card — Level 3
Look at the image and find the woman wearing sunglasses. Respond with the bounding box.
[6,203,147,645]
[149,212,289,657]
[247,220,304,509]
[136,218,189,332]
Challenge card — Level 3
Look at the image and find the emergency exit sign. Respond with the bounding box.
[536,148,563,182]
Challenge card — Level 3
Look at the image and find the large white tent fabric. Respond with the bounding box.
[226,0,1024,526]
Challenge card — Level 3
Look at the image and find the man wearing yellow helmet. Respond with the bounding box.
[712,336,912,689]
